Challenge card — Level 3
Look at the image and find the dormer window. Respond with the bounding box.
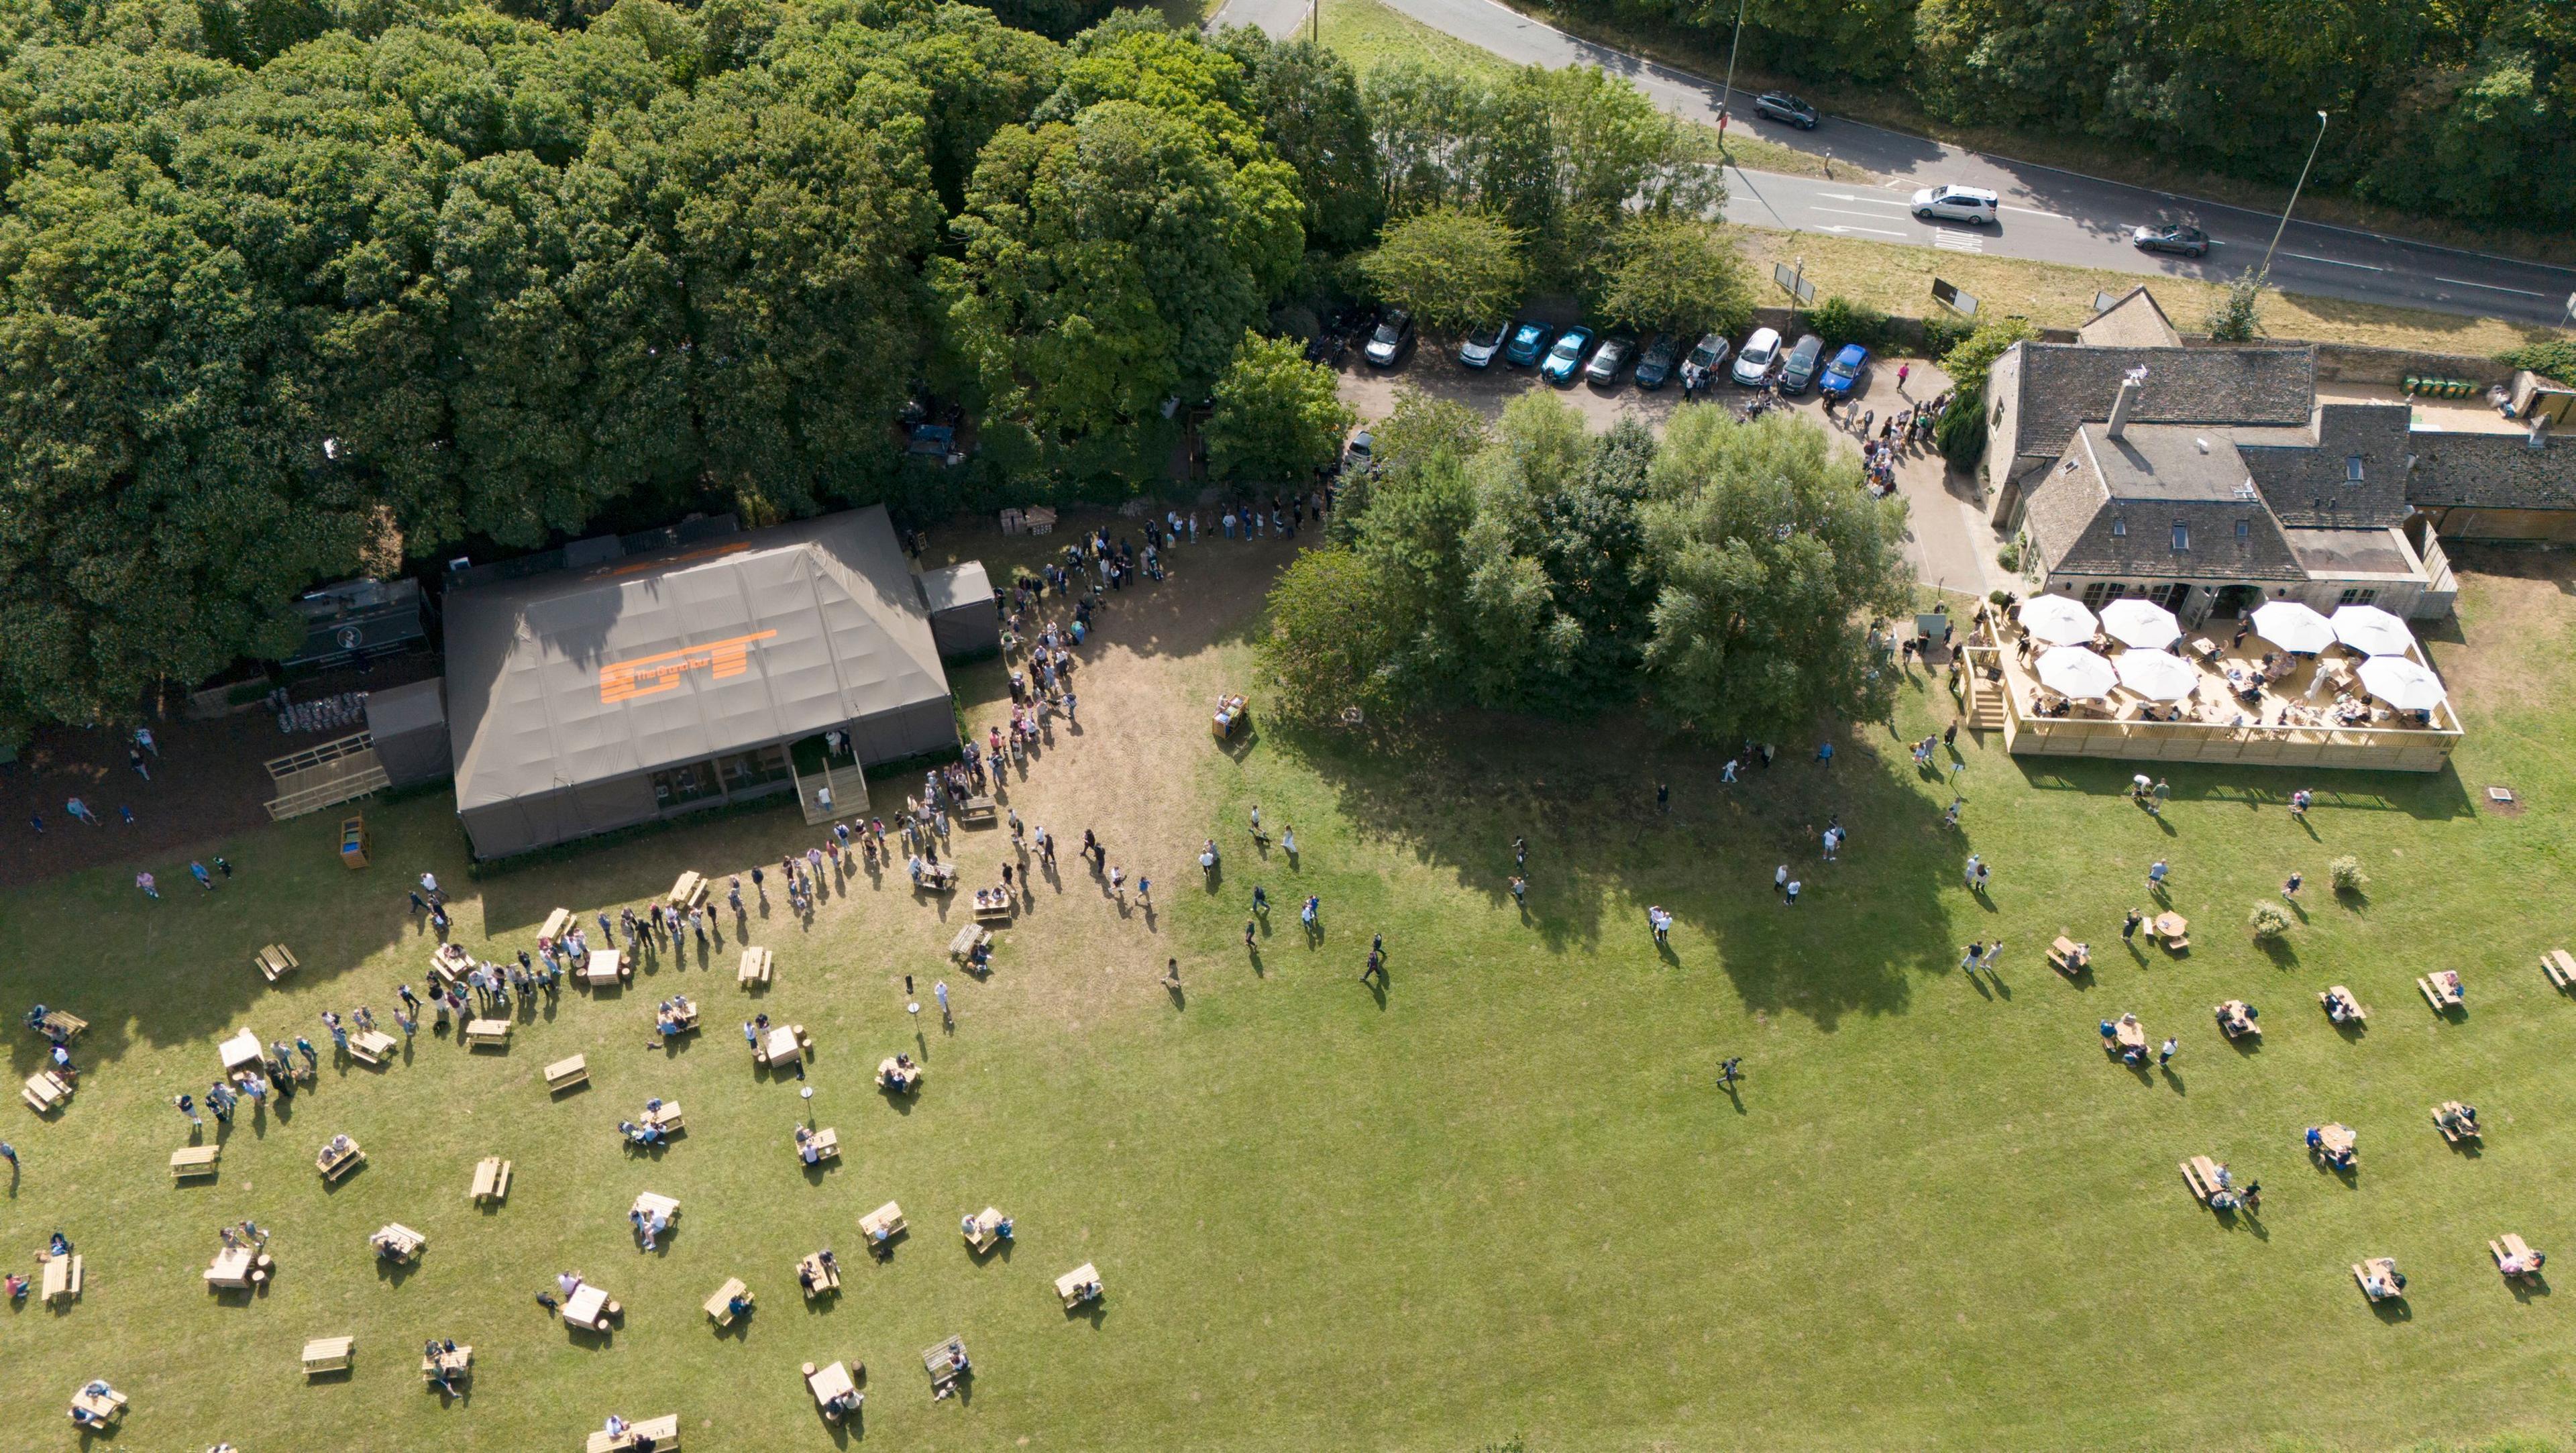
[2345,455,2365,482]
[2111,517,2127,537]
[2235,519,2250,539]
[2171,521,2190,551]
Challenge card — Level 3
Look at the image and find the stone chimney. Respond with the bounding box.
[2107,365,2149,439]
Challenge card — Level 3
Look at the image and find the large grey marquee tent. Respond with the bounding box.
[444,507,954,859]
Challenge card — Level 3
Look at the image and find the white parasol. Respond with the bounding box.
[2098,598,2182,650]
[2019,594,2100,647]
[2357,656,2447,712]
[2037,646,2118,699]
[2249,600,2334,653]
[2330,604,2414,657]
[2114,649,2200,701]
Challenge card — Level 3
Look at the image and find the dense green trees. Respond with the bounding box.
[1206,331,1353,483]
[1358,207,1526,333]
[1591,215,1755,340]
[1560,0,2576,231]
[1264,394,1909,737]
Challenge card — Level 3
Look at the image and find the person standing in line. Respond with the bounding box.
[1509,874,1527,908]
[2151,778,2171,814]
[1896,361,1911,394]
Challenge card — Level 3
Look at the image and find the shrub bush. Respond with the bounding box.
[2329,855,2368,894]
[1799,295,1892,352]
[2496,340,2576,386]
[2249,901,2292,940]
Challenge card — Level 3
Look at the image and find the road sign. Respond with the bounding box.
[1932,278,1979,317]
[1773,262,1815,306]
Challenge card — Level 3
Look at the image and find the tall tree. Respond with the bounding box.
[1358,206,1524,333]
[1591,215,1754,339]
[1206,330,1354,483]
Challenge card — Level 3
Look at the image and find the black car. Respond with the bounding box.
[2131,222,2210,258]
[1633,333,1679,390]
[1753,91,1819,129]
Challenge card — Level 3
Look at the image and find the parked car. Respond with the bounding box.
[1633,334,1679,390]
[1776,333,1827,394]
[1753,91,1819,129]
[1540,326,1595,384]
[1456,320,1510,368]
[1363,309,1415,366]
[1680,333,1731,390]
[1585,333,1638,388]
[2132,222,2210,258]
[1342,429,1373,470]
[1912,184,2000,225]
[1503,320,1552,367]
[1819,343,1871,399]
[1730,327,1783,386]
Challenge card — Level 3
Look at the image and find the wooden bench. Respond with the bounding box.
[302,1336,354,1376]
[963,1207,1010,1252]
[349,1028,400,1065]
[545,1055,590,1093]
[254,943,300,983]
[2544,949,2576,991]
[471,1156,513,1203]
[949,924,991,963]
[2318,985,2367,1025]
[2493,1234,2542,1278]
[703,1277,750,1327]
[465,1018,511,1050]
[796,1251,842,1299]
[21,1069,71,1114]
[794,1126,839,1165]
[2419,972,2465,1012]
[1055,1262,1102,1309]
[922,1336,970,1393]
[877,1056,920,1093]
[171,1144,221,1181]
[2431,1101,2481,1142]
[372,1224,426,1262]
[860,1201,906,1254]
[737,946,773,988]
[2214,1000,2259,1039]
[2353,1256,2402,1301]
[587,1413,680,1452]
[915,861,958,893]
[42,1252,83,1304]
[541,907,576,943]
[973,886,1015,923]
[668,871,709,910]
[2044,936,2088,975]
[28,1008,86,1041]
[959,794,997,822]
[421,1344,473,1383]
[317,1137,366,1182]
[67,1383,123,1425]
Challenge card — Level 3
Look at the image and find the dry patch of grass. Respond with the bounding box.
[1322,0,1515,81]
[1735,225,2568,357]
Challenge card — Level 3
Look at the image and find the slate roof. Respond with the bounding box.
[2025,424,2305,581]
[2403,428,2576,510]
[2008,342,2317,477]
[2233,403,2415,529]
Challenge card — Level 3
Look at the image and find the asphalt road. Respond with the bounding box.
[1212,0,2576,327]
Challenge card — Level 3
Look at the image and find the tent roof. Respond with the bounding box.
[445,507,947,812]
[918,561,992,614]
[364,677,446,737]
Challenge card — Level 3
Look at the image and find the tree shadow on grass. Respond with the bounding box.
[1269,708,1955,1029]
[2011,755,2475,824]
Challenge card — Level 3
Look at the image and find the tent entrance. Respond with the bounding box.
[788,731,868,825]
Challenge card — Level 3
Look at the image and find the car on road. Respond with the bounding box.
[1731,327,1783,386]
[2131,222,2210,258]
[1363,309,1415,367]
[1633,334,1679,390]
[1680,333,1731,390]
[1503,320,1551,367]
[1753,91,1818,129]
[1458,320,1511,369]
[1540,326,1595,385]
[1585,332,1638,388]
[1819,343,1871,400]
[1912,184,2000,225]
[1776,333,1827,394]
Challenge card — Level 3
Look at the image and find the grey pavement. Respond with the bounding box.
[1217,0,2576,328]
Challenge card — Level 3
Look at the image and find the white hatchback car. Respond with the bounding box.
[1913,184,2000,224]
[1730,327,1782,386]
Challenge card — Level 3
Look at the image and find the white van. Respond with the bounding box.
[1912,184,2000,225]
[1730,327,1782,386]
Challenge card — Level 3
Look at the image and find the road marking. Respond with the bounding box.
[2001,206,2071,219]
[2432,276,2546,297]
[2279,252,2385,272]
[1935,231,1984,254]
[1810,207,1911,221]
[1816,193,1909,207]
[1811,225,1907,237]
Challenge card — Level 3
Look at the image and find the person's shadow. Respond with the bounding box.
[1246,946,1263,978]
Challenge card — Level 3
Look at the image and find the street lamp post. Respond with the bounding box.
[1717,0,1748,146]
[2259,111,2331,279]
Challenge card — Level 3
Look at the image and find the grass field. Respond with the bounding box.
[5,535,2576,1452]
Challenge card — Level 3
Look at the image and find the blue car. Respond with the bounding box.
[1502,321,1551,367]
[1540,327,1594,385]
[1819,343,1871,399]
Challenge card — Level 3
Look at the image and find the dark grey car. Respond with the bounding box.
[1776,333,1827,394]
[1754,91,1819,129]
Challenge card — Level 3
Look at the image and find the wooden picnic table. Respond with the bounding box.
[737,946,773,987]
[860,1201,906,1252]
[959,794,997,821]
[807,1358,860,1415]
[254,943,300,983]
[2113,1016,2147,1051]
[1055,1262,1102,1309]
[219,1028,265,1074]
[914,860,958,892]
[2320,985,2367,1024]
[669,871,709,910]
[922,1335,969,1390]
[2180,1155,2225,1203]
[42,1253,81,1303]
[28,1008,86,1041]
[541,907,576,942]
[302,1336,354,1375]
[465,1018,511,1048]
[2431,1101,2480,1142]
[421,1344,473,1381]
[2318,1123,2358,1156]
[796,1251,842,1298]
[2215,1000,2259,1038]
[350,1028,401,1065]
[759,1026,807,1067]
[587,1413,679,1452]
[545,1055,590,1093]
[2544,949,2576,991]
[317,1136,365,1181]
[633,1191,680,1230]
[2046,936,2088,974]
[2353,1256,2402,1301]
[703,1277,749,1326]
[172,1144,221,1180]
[2420,970,2465,1010]
[795,1126,839,1165]
[562,1283,612,1330]
[877,1056,920,1091]
[373,1224,426,1261]
[2152,912,2190,949]
[583,949,625,988]
[21,1069,70,1113]
[2493,1234,2539,1276]
[949,924,990,962]
[472,1156,513,1202]
[206,1244,256,1288]
[973,886,1014,922]
[963,1207,1010,1252]
[68,1385,124,1423]
[429,943,472,987]
[641,1101,684,1134]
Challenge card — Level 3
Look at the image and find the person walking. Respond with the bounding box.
[1896,360,1911,394]
[1360,947,1387,987]
[1513,836,1528,869]
[1656,782,1670,814]
[1509,874,1527,908]
[128,747,150,781]
[0,1141,17,1173]
[2151,778,2171,814]
[2147,859,2170,892]
[934,979,951,1026]
[1963,854,1984,890]
[190,861,214,890]
[174,1094,201,1128]
[2290,787,2312,822]
[1960,942,1986,975]
[2158,1037,2179,1068]
[66,797,97,826]
[1816,740,1834,765]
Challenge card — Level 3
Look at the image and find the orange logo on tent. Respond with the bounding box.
[600,631,779,703]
